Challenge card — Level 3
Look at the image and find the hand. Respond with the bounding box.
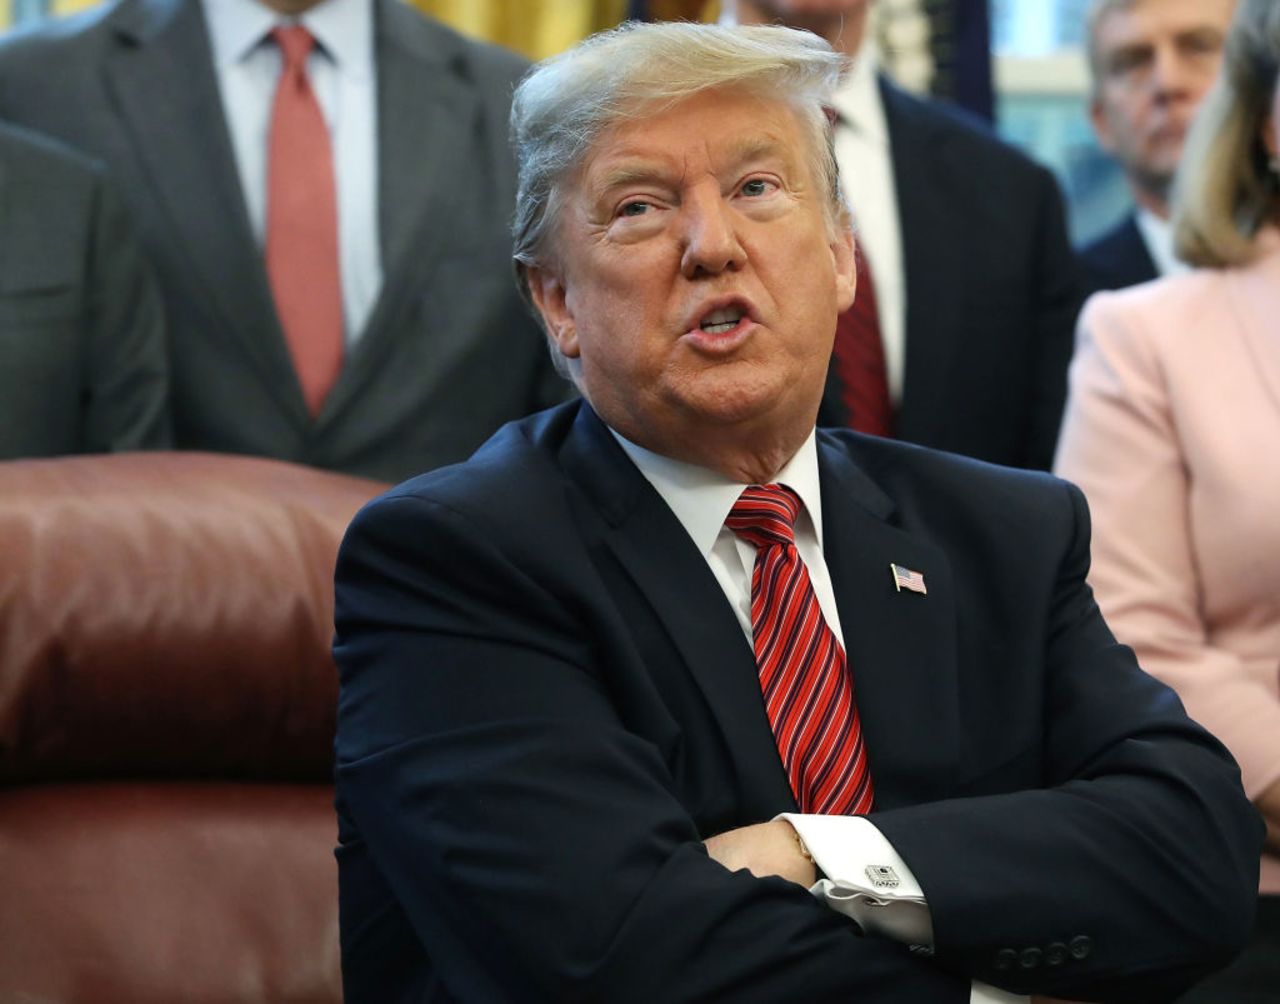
[703,819,817,887]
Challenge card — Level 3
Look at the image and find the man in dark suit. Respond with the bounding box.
[1079,0,1234,294]
[725,0,1080,471]
[0,0,566,483]
[332,22,1261,1004]
[0,121,168,459]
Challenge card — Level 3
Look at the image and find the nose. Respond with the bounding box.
[1151,43,1193,99]
[679,184,746,279]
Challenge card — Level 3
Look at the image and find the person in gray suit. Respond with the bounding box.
[0,0,567,483]
[0,120,168,460]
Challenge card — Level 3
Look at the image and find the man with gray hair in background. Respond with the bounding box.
[332,21,1261,1004]
[1080,0,1235,293]
[722,0,1081,472]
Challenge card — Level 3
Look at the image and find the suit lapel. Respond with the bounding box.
[880,79,963,446]
[103,0,306,421]
[818,432,960,808]
[560,408,797,817]
[320,0,482,424]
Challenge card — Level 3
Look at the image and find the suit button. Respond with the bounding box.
[1045,942,1069,966]
[1069,935,1093,960]
[993,948,1018,971]
[1019,947,1043,969]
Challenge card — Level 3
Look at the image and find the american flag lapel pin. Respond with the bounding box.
[890,563,927,595]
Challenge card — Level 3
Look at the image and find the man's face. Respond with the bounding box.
[734,0,871,37]
[527,88,855,463]
[1090,0,1233,209]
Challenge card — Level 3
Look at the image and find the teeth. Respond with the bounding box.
[701,306,744,333]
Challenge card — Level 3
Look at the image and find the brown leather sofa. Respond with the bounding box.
[0,452,386,1003]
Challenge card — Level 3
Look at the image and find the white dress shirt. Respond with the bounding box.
[830,45,909,405]
[613,428,1026,1004]
[1134,207,1190,280]
[201,0,382,344]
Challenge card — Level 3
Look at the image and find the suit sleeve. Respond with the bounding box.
[868,476,1262,1001]
[82,172,170,451]
[333,491,968,1004]
[1021,166,1083,471]
[1055,295,1280,802]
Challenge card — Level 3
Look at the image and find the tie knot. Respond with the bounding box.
[726,484,801,549]
[272,24,316,73]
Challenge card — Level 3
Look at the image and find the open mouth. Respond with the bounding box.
[699,305,746,334]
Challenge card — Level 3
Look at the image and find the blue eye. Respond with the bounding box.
[620,201,650,217]
[741,179,770,196]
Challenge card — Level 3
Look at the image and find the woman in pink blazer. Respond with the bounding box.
[1056,2,1279,997]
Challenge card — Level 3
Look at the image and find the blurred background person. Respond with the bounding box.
[0,120,168,460]
[724,0,1081,470]
[1080,0,1234,294]
[1056,1,1280,998]
[0,0,567,484]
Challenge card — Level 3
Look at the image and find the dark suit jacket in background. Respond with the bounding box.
[820,80,1083,472]
[332,399,1261,1004]
[0,121,167,459]
[0,0,566,483]
[1078,212,1159,296]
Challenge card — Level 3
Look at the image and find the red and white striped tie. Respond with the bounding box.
[726,484,874,816]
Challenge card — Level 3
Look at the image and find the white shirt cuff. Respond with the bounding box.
[778,814,1029,1004]
[779,811,933,945]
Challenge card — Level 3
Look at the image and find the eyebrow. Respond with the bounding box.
[591,135,791,197]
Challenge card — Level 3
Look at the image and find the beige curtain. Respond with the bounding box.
[50,0,96,15]
[2,0,717,49]
[410,0,718,60]
[410,0,626,60]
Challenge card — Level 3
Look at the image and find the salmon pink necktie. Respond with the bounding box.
[266,25,344,417]
[726,484,874,815]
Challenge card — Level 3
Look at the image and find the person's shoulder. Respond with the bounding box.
[880,77,1050,183]
[357,402,575,519]
[1082,267,1222,339]
[377,0,530,89]
[0,0,121,61]
[821,428,1077,539]
[1080,215,1137,259]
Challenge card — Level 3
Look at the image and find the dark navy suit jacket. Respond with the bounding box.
[1079,213,1160,296]
[333,400,1260,1003]
[819,81,1083,472]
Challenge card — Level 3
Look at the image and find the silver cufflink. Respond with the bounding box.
[865,864,900,889]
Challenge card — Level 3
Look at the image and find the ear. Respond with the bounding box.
[831,224,857,314]
[1090,95,1117,154]
[526,264,580,360]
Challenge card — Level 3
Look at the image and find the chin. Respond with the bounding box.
[677,376,819,430]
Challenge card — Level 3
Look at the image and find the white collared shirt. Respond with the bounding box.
[613,428,844,645]
[1134,207,1190,280]
[614,427,1026,1004]
[612,430,929,930]
[830,45,908,405]
[201,0,382,344]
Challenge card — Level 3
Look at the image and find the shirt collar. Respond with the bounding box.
[202,0,374,79]
[1134,207,1189,278]
[612,428,826,559]
[830,44,888,148]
